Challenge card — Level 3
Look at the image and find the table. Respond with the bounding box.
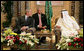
[34,31,53,49]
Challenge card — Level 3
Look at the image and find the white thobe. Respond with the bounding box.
[55,17,80,38]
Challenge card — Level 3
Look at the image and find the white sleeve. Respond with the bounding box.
[72,17,80,30]
[73,21,80,30]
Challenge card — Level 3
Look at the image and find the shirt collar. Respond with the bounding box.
[25,15,29,18]
[38,13,41,15]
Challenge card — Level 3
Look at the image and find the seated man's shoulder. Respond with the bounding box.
[29,16,34,19]
[32,13,38,18]
[41,13,46,17]
[41,13,45,15]
[71,16,76,21]
[33,13,38,16]
[71,16,75,19]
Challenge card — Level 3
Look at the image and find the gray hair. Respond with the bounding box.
[25,9,31,14]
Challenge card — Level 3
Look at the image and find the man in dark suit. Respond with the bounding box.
[32,8,48,44]
[14,9,35,34]
[32,8,47,30]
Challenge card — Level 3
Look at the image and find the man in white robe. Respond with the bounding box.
[55,10,80,38]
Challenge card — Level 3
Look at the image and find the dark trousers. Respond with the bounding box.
[38,37,46,43]
[13,29,21,34]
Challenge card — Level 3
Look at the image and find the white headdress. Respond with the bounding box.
[62,10,74,29]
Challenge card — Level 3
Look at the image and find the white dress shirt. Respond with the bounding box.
[25,15,28,21]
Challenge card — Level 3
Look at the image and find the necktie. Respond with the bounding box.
[39,14,42,27]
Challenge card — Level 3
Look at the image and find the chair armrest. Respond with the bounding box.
[53,27,61,33]
[53,27,61,45]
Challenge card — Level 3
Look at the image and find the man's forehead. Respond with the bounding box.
[37,8,41,11]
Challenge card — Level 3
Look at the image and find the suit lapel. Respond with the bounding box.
[36,13,39,24]
[27,17,29,23]
[23,15,27,24]
[37,13,39,19]
[41,14,43,24]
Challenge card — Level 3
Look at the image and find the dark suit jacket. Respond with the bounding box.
[14,15,34,33]
[32,13,48,30]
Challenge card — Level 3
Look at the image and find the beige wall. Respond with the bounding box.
[1,1,78,30]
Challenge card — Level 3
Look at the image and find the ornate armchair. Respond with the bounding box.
[53,18,61,46]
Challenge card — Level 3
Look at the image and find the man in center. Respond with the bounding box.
[32,8,47,44]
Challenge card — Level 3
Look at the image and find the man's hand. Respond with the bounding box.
[38,25,42,28]
[77,29,80,34]
[21,26,27,31]
[39,26,42,28]
[42,26,47,29]
[56,26,61,28]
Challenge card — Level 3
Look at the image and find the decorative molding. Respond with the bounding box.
[37,1,63,6]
